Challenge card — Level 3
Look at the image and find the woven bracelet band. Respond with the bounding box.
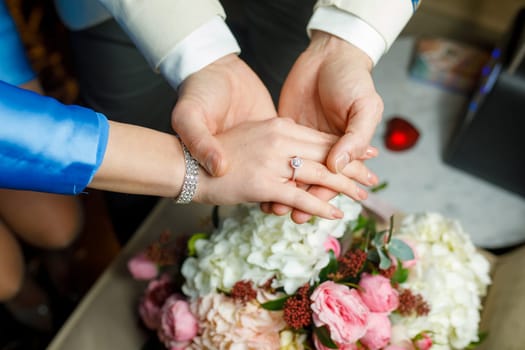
[174,142,199,204]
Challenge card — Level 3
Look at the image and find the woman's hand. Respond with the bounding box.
[194,118,377,221]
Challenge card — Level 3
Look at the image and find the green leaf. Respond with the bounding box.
[187,233,208,256]
[386,215,394,243]
[465,332,488,349]
[391,264,409,284]
[389,238,415,261]
[319,250,338,281]
[261,295,289,311]
[377,248,392,270]
[367,249,379,264]
[141,333,164,350]
[370,181,388,193]
[351,214,369,232]
[314,326,338,349]
[373,230,388,248]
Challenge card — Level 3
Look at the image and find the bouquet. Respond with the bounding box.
[128,196,491,350]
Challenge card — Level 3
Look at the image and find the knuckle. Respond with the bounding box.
[267,133,285,151]
[314,164,329,182]
[269,117,286,130]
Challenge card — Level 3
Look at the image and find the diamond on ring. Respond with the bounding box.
[290,156,303,182]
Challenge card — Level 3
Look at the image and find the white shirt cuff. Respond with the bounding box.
[307,7,386,66]
[159,16,241,88]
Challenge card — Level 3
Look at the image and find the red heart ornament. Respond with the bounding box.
[384,117,420,151]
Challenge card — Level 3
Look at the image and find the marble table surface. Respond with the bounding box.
[366,36,525,249]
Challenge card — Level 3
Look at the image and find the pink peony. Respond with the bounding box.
[358,273,399,313]
[311,281,370,344]
[414,332,432,350]
[323,236,341,258]
[313,334,359,350]
[359,312,392,350]
[128,252,158,280]
[158,295,198,349]
[189,292,286,349]
[138,274,174,330]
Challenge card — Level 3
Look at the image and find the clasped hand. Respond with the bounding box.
[172,32,383,223]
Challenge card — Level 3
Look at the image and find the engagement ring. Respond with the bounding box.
[290,156,303,182]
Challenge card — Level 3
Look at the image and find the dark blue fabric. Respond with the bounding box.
[0,1,35,85]
[0,81,109,194]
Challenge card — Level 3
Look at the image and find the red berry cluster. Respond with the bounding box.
[283,284,312,329]
[231,280,257,303]
[337,249,368,278]
[380,265,397,279]
[145,230,177,266]
[397,289,430,316]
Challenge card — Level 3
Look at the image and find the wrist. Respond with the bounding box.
[173,140,200,204]
[309,30,373,72]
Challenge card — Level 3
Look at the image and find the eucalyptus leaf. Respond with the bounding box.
[377,248,392,270]
[367,249,379,264]
[314,326,338,349]
[261,295,289,311]
[389,238,415,261]
[373,231,388,248]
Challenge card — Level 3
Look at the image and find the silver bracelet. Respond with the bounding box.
[174,142,199,204]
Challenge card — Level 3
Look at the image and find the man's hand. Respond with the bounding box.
[279,30,383,171]
[268,30,384,222]
[171,54,276,176]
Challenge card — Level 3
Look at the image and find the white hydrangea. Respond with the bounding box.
[391,213,491,350]
[181,196,361,298]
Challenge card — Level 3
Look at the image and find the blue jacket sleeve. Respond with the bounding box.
[0,81,109,194]
[0,1,35,85]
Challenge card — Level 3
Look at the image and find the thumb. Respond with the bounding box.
[326,97,383,173]
[171,101,228,177]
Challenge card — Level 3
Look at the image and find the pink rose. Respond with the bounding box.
[414,332,432,350]
[311,281,370,344]
[139,274,174,330]
[128,252,158,280]
[384,346,412,350]
[390,325,416,350]
[358,273,399,313]
[313,334,359,350]
[359,313,391,350]
[158,295,198,349]
[324,236,341,258]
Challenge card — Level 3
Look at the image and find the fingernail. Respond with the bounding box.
[356,187,368,200]
[332,208,344,219]
[368,172,379,185]
[205,153,218,176]
[335,153,350,173]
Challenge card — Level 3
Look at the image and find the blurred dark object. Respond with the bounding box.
[384,116,420,152]
[445,7,525,198]
[409,37,490,94]
[5,0,78,104]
